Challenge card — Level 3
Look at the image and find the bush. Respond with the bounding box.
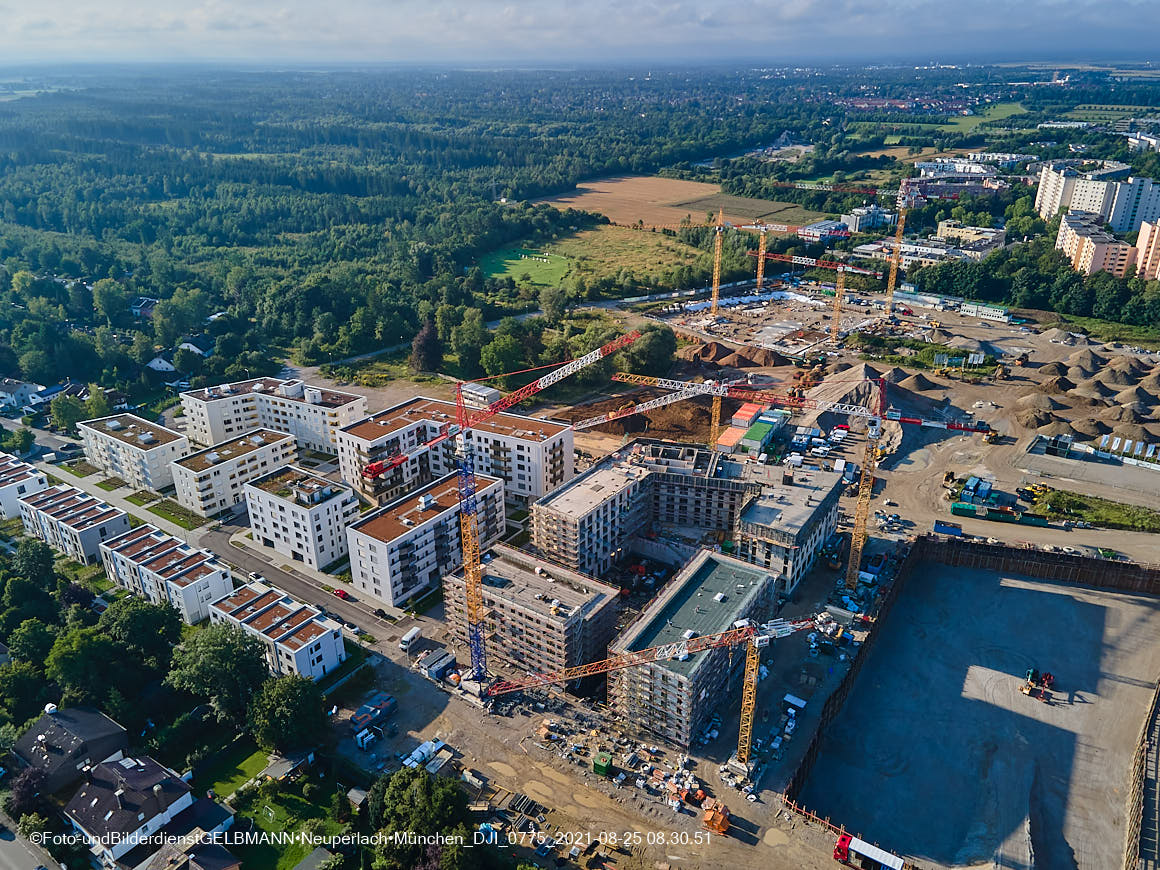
[302,781,320,802]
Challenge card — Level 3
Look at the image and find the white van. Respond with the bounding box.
[399,626,422,652]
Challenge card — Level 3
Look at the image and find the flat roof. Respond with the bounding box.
[176,428,293,472]
[210,581,341,650]
[352,472,499,544]
[0,453,43,489]
[80,414,185,448]
[247,466,352,505]
[449,544,620,623]
[183,378,362,410]
[742,421,774,442]
[103,525,227,589]
[739,466,843,539]
[20,485,126,532]
[614,551,773,677]
[341,396,568,444]
[716,427,745,449]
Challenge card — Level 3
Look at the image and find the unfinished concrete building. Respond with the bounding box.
[443,544,621,678]
[607,550,778,746]
[532,439,841,596]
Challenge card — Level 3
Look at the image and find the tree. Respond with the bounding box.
[622,324,677,375]
[17,811,48,840]
[7,767,46,818]
[0,660,51,724]
[166,623,268,726]
[248,675,326,752]
[172,347,203,375]
[98,597,182,673]
[7,618,56,663]
[539,285,569,325]
[450,308,488,377]
[18,349,53,385]
[85,384,110,418]
[49,394,87,433]
[15,539,56,586]
[92,278,128,326]
[367,767,473,870]
[408,319,443,373]
[46,627,120,705]
[0,427,35,457]
[479,334,522,383]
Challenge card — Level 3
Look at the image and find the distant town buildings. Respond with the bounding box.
[1035,161,1160,233]
[966,152,1037,167]
[797,220,850,243]
[1128,133,1160,153]
[209,581,347,680]
[19,485,131,565]
[181,378,367,453]
[1056,212,1139,278]
[840,204,896,233]
[100,525,234,624]
[348,472,504,608]
[78,414,190,492]
[172,428,297,518]
[245,467,359,570]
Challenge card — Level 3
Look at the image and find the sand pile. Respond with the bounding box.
[1067,349,1108,370]
[881,366,910,384]
[1017,394,1062,412]
[927,328,953,343]
[1071,418,1110,438]
[1094,369,1135,387]
[948,336,983,352]
[1113,385,1157,407]
[1038,376,1074,395]
[1071,378,1115,399]
[1113,422,1151,442]
[1067,366,1096,382]
[1038,420,1079,437]
[1017,408,1055,429]
[1038,361,1069,378]
[1100,405,1145,423]
[1040,327,1075,344]
[1110,356,1149,377]
[718,352,758,368]
[1139,368,1160,392]
[899,373,940,392]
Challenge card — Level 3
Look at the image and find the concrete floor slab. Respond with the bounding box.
[798,562,1160,870]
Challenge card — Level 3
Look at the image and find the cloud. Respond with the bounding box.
[0,0,1155,63]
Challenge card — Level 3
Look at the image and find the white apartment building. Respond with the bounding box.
[181,378,367,453]
[1057,212,1139,278]
[1135,221,1160,281]
[852,238,964,270]
[99,524,234,624]
[245,467,359,570]
[209,581,347,680]
[77,414,189,492]
[337,397,572,508]
[840,204,896,233]
[19,485,131,565]
[172,428,297,518]
[0,453,48,518]
[348,472,504,607]
[1035,162,1160,233]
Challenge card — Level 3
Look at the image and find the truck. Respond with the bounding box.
[399,627,422,652]
[933,520,963,536]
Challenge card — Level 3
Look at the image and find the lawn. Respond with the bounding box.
[126,490,160,506]
[55,556,113,593]
[478,246,571,286]
[0,516,24,540]
[1037,489,1160,532]
[61,460,99,477]
[939,101,1026,133]
[546,225,704,283]
[237,778,347,870]
[147,498,209,530]
[96,476,127,491]
[1036,314,1160,348]
[193,738,270,798]
[319,351,453,390]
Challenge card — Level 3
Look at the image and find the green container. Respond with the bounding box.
[593,751,613,777]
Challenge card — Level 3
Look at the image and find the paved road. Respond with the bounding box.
[0,822,52,870]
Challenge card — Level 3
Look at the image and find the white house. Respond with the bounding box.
[172,428,297,518]
[0,452,48,518]
[78,413,190,492]
[19,485,131,565]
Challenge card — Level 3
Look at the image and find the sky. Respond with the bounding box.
[0,0,1156,65]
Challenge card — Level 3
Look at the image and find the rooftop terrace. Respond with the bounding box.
[352,472,499,544]
[176,428,293,472]
[80,414,185,448]
[342,397,568,444]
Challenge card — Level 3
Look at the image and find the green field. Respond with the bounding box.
[1037,489,1160,533]
[546,224,704,278]
[939,101,1026,132]
[1065,104,1156,121]
[194,738,269,798]
[147,498,209,530]
[478,247,571,285]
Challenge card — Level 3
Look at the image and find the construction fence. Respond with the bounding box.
[778,534,1160,870]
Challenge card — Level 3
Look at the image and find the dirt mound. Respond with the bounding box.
[1037,361,1069,378]
[1071,418,1110,438]
[1038,420,1079,437]
[1139,368,1160,392]
[1040,327,1074,344]
[1113,422,1151,442]
[926,328,953,343]
[696,341,734,363]
[1114,385,1157,407]
[718,352,758,368]
[1071,378,1115,399]
[948,336,983,353]
[1067,348,1108,370]
[1016,408,1055,429]
[1067,394,1104,408]
[899,373,940,392]
[1100,405,1145,423]
[1017,393,1061,412]
[1066,365,1095,382]
[1094,368,1136,387]
[1038,376,1075,395]
[1110,355,1149,376]
[881,366,910,384]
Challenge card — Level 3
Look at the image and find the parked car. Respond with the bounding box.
[248,571,263,581]
[332,588,350,600]
[373,608,388,619]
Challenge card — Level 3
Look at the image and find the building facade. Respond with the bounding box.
[100,525,234,624]
[1056,211,1139,277]
[443,544,620,678]
[209,581,347,680]
[607,551,778,747]
[1135,221,1160,280]
[78,414,190,492]
[0,452,48,518]
[1035,161,1160,233]
[19,485,131,565]
[533,439,842,596]
[245,467,359,570]
[337,397,572,507]
[181,378,367,452]
[840,205,896,233]
[348,472,504,607]
[172,429,297,518]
